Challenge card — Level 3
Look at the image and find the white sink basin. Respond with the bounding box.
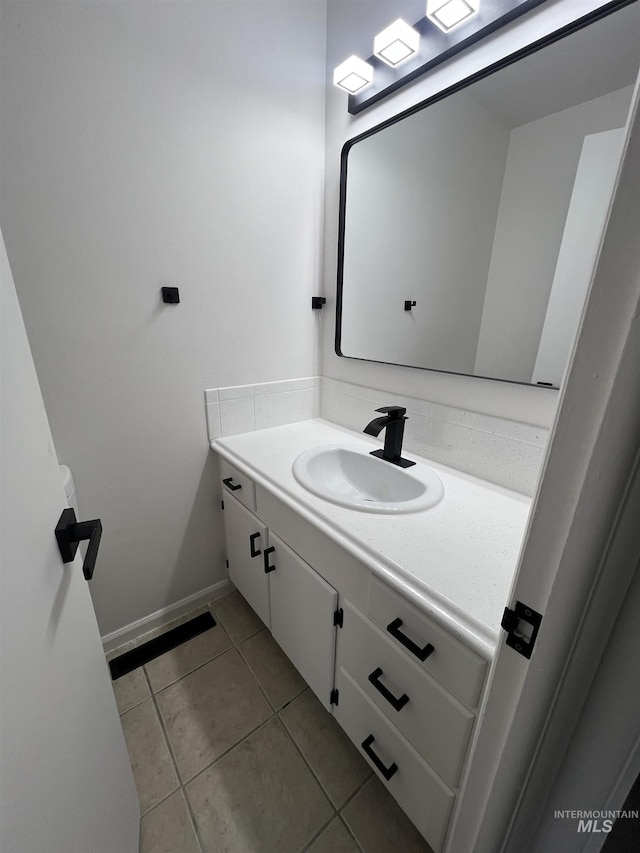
[292,445,444,514]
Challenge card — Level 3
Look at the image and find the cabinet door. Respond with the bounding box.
[223,493,270,626]
[268,532,338,711]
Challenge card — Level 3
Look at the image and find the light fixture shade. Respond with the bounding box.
[426,0,480,33]
[333,55,374,93]
[373,19,420,67]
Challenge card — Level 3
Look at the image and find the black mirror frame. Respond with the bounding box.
[335,0,636,387]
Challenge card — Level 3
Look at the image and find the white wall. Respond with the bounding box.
[475,88,631,382]
[323,0,628,428]
[532,127,626,387]
[0,0,327,636]
[341,92,510,371]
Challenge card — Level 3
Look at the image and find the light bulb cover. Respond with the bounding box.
[373,19,420,67]
[333,55,374,94]
[426,0,480,33]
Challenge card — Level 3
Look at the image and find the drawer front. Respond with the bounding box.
[338,600,473,788]
[220,459,256,512]
[334,667,454,853]
[368,577,487,708]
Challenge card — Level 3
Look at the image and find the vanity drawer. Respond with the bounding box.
[368,577,487,708]
[334,667,454,853]
[220,459,256,512]
[337,600,473,788]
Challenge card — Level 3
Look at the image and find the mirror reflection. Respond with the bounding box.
[337,4,640,387]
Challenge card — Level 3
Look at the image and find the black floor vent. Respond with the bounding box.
[108,611,216,680]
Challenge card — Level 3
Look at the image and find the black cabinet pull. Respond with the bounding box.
[55,508,103,581]
[263,546,276,573]
[223,477,242,491]
[368,667,409,712]
[249,532,261,558]
[361,734,398,781]
[387,618,434,661]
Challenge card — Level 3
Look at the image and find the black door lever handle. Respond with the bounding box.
[55,507,103,580]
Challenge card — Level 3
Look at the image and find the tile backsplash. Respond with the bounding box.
[205,377,320,440]
[320,378,549,497]
[205,375,549,496]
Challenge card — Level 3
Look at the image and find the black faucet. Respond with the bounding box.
[363,406,415,468]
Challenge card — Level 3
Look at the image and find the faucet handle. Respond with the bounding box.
[375,405,407,419]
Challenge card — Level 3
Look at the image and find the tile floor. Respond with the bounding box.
[108,590,433,853]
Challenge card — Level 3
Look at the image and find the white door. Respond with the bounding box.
[0,232,139,853]
[446,74,640,853]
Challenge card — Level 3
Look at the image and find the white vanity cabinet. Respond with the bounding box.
[335,599,474,789]
[221,467,339,711]
[218,449,492,853]
[333,595,484,851]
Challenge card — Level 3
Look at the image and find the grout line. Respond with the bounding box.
[233,629,305,715]
[181,714,276,789]
[276,692,339,812]
[299,811,339,852]
[223,623,266,646]
[214,597,369,834]
[233,635,280,713]
[338,772,374,815]
[208,596,266,648]
[338,775,375,853]
[149,646,276,791]
[337,813,368,853]
[127,593,373,852]
[141,667,206,853]
[148,628,233,695]
[138,784,181,821]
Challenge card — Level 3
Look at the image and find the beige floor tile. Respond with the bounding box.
[306,817,362,853]
[342,776,433,853]
[212,590,263,643]
[156,648,271,782]
[120,698,179,814]
[111,667,150,715]
[239,629,306,709]
[280,689,370,808]
[187,716,333,853]
[145,623,232,692]
[139,790,200,853]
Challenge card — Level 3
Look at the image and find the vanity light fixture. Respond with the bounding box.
[333,55,373,94]
[342,0,547,115]
[374,19,420,67]
[426,0,480,33]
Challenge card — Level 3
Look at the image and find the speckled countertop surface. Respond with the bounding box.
[212,419,532,660]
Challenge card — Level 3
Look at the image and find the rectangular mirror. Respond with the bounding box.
[336,2,639,388]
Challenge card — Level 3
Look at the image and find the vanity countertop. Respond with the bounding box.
[212,419,532,659]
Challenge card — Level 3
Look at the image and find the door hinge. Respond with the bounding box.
[330,688,339,706]
[501,601,543,659]
[221,499,225,511]
[333,608,344,628]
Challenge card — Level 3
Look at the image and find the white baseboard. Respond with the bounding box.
[101,578,234,653]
